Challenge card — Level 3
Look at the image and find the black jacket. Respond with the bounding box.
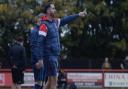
[9,42,26,70]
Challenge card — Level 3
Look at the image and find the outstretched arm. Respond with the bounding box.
[60,10,87,26]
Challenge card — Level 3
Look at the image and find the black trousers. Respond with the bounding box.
[11,68,24,84]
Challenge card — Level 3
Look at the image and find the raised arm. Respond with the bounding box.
[60,14,79,26]
[60,10,87,26]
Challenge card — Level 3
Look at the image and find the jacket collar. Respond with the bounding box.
[41,15,53,22]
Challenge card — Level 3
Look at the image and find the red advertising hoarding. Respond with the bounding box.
[67,72,103,88]
[0,73,12,87]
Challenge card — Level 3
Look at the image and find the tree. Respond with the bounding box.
[0,0,128,68]
[59,0,128,59]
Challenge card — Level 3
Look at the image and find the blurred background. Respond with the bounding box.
[0,0,128,69]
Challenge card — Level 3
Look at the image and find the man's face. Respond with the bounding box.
[48,4,56,17]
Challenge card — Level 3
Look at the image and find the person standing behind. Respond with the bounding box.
[57,70,67,89]
[120,56,128,69]
[35,2,86,89]
[102,57,111,69]
[9,36,26,89]
[30,19,45,89]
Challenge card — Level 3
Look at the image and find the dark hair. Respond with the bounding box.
[16,36,24,42]
[43,2,53,13]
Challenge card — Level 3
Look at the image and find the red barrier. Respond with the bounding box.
[0,72,12,87]
[0,69,32,87]
[0,69,128,88]
[63,69,128,88]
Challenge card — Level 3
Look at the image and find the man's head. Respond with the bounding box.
[44,2,56,17]
[15,36,24,46]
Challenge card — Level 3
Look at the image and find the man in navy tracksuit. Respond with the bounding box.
[34,2,86,89]
[30,25,46,89]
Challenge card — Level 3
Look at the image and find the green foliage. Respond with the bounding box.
[0,0,128,62]
[57,0,128,58]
